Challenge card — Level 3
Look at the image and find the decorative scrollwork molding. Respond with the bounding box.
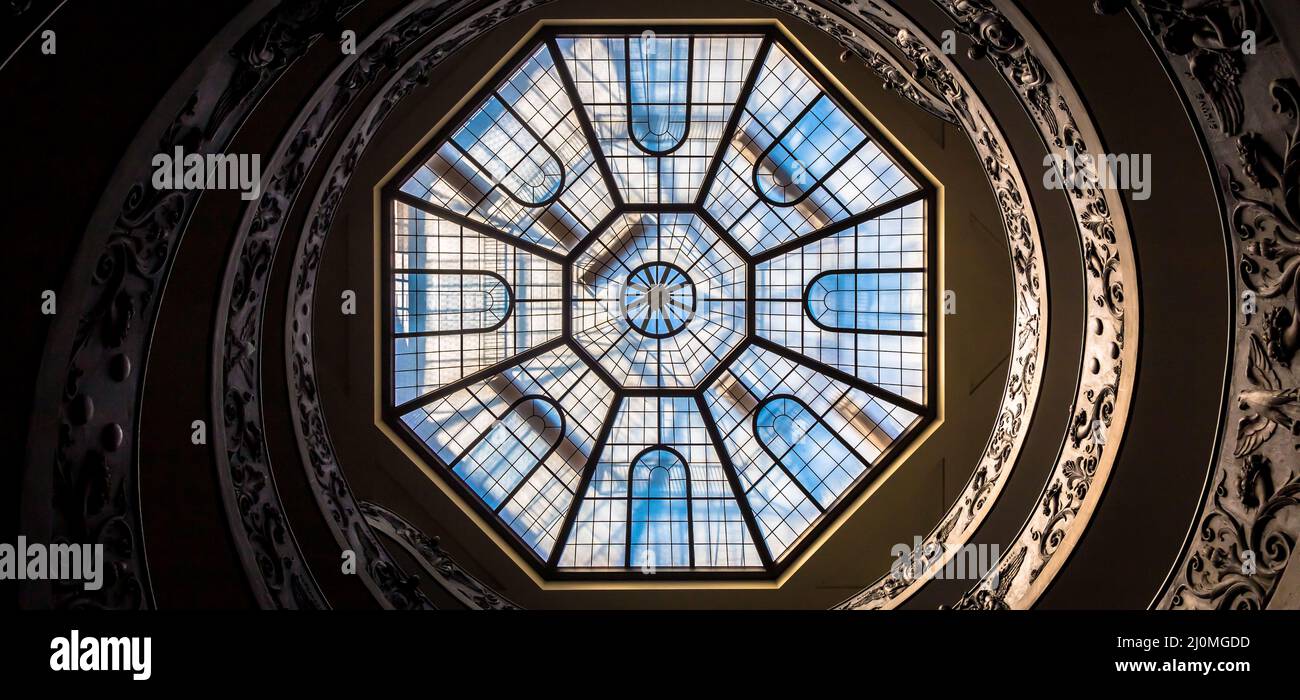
[363,502,521,609]
[799,0,1140,609]
[744,0,1063,609]
[912,0,1139,610]
[217,0,556,609]
[949,545,1024,610]
[1095,0,1300,610]
[21,0,362,610]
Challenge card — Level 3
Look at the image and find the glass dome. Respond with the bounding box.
[384,27,934,578]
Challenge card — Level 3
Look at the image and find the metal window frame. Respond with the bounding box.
[379,25,939,581]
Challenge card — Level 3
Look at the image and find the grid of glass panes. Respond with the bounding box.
[387,30,932,574]
[400,347,614,556]
[754,200,926,402]
[570,213,746,388]
[392,201,562,406]
[703,345,917,557]
[557,34,762,203]
[704,43,918,254]
[399,44,614,254]
[559,396,761,568]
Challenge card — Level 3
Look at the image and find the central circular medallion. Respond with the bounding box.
[569,212,747,389]
[624,262,696,338]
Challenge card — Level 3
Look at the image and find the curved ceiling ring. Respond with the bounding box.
[18,0,1137,611]
[215,0,564,609]
[268,0,1057,602]
[748,0,1142,609]
[18,0,368,610]
[819,0,1141,610]
[1092,0,1300,611]
[922,0,1139,610]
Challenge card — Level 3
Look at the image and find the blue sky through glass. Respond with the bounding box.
[389,29,931,574]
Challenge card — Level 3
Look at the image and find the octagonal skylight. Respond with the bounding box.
[384,27,934,578]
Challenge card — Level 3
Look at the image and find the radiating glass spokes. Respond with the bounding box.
[624,262,696,337]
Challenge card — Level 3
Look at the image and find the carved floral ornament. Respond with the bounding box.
[1089,0,1300,610]
[19,0,1127,610]
[72,0,1300,610]
[737,0,1139,610]
[236,0,1133,609]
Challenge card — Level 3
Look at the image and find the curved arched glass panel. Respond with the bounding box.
[451,95,566,206]
[395,271,513,335]
[628,448,691,569]
[804,270,925,333]
[399,44,614,254]
[557,396,762,569]
[754,396,868,508]
[753,94,868,206]
[754,201,929,403]
[453,396,564,509]
[557,33,764,204]
[704,41,919,254]
[627,35,691,154]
